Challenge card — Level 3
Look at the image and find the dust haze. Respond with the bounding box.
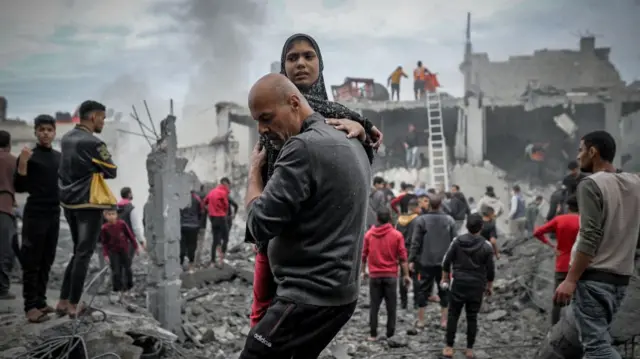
[97,0,267,215]
[170,0,267,146]
[98,74,167,218]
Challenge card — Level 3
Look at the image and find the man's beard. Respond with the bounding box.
[580,164,592,173]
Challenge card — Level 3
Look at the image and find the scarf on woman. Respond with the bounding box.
[246,33,376,248]
[264,34,375,178]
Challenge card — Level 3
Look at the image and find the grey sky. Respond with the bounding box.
[0,0,638,121]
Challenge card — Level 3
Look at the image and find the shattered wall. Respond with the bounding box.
[485,103,606,182]
[620,103,640,172]
[471,37,624,99]
[178,142,236,184]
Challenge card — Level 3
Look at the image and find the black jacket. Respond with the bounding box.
[442,233,495,287]
[396,213,419,249]
[246,112,371,307]
[409,210,457,267]
[181,192,203,229]
[59,125,117,209]
[14,144,61,212]
[547,188,565,221]
[448,192,470,221]
[117,202,135,236]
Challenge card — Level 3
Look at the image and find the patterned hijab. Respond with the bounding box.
[261,33,374,179]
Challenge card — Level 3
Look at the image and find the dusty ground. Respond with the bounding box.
[1,199,638,358]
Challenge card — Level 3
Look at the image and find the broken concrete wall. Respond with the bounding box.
[471,37,624,100]
[619,102,640,172]
[485,103,605,183]
[178,143,234,185]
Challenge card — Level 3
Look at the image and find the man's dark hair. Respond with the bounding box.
[582,130,616,163]
[418,194,428,200]
[400,182,407,191]
[78,100,106,121]
[513,185,521,192]
[417,61,422,67]
[452,184,460,191]
[429,195,441,209]
[120,187,132,199]
[481,205,495,217]
[567,195,579,213]
[0,130,10,148]
[567,160,579,170]
[407,198,419,211]
[373,176,385,186]
[466,213,484,234]
[427,188,436,194]
[535,195,543,201]
[200,184,205,191]
[376,207,392,224]
[388,181,395,188]
[34,114,56,129]
[220,177,231,185]
[444,192,452,199]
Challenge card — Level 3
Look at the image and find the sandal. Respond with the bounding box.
[442,347,454,358]
[26,309,50,324]
[39,306,55,314]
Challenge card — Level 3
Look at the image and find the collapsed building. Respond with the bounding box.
[194,15,640,188]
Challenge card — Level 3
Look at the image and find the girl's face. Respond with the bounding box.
[284,39,320,90]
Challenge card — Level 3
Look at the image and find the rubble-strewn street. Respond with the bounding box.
[1,160,639,358]
[0,228,561,359]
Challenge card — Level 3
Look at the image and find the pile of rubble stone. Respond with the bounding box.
[3,161,638,358]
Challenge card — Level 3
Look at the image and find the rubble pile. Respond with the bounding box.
[3,161,636,358]
[170,240,555,359]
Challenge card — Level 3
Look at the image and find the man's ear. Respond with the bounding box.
[289,94,300,111]
[588,146,597,159]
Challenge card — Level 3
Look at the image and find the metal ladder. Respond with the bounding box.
[426,90,450,190]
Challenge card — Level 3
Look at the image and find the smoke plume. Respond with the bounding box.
[165,0,267,145]
[98,74,167,225]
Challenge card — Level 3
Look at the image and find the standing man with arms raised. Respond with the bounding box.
[56,100,117,318]
[14,115,62,322]
[240,74,370,358]
[554,131,640,359]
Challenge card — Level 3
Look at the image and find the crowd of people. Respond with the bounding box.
[0,29,638,359]
[243,54,639,357]
[0,100,239,324]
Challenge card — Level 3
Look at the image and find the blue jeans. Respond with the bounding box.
[405,147,418,168]
[573,280,627,359]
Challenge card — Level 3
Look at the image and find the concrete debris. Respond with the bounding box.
[3,165,638,358]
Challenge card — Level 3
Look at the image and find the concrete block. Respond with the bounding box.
[180,265,236,290]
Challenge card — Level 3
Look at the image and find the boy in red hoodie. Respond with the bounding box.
[101,208,138,302]
[362,208,412,341]
[533,195,579,325]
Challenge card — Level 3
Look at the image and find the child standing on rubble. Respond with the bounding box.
[100,208,138,302]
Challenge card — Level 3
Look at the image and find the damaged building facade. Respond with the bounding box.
[205,32,640,186]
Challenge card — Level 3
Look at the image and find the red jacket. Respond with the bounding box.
[100,219,138,257]
[533,213,579,273]
[362,223,408,278]
[204,184,230,217]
